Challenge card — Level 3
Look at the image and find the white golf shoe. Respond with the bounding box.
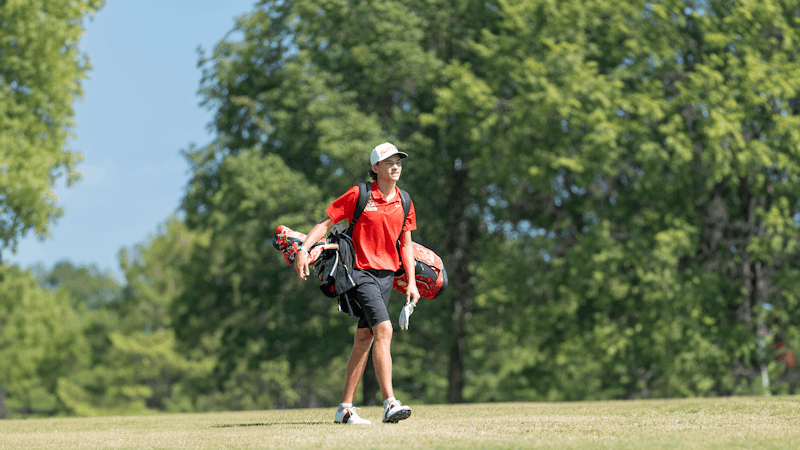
[382,399,411,423]
[334,406,371,424]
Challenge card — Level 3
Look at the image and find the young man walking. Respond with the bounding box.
[294,142,421,424]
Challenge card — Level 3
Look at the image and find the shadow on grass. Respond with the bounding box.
[212,422,329,428]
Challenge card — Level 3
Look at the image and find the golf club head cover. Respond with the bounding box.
[273,225,338,265]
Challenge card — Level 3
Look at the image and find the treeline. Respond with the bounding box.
[4,0,800,418]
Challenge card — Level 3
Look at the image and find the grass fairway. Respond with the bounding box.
[1,396,799,449]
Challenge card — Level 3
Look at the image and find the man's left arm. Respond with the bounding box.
[401,230,420,305]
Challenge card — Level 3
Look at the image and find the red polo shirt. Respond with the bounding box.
[326,182,416,271]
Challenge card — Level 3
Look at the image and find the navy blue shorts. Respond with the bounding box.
[350,268,394,330]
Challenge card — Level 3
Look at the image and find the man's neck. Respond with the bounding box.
[376,178,396,200]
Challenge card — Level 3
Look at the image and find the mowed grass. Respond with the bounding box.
[1,396,799,449]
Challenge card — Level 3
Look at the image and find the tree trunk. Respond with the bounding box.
[443,152,475,404]
[738,179,757,330]
[0,387,6,419]
[448,295,466,403]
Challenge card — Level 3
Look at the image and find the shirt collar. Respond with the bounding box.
[371,181,399,203]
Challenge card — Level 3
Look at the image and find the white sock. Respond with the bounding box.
[383,397,396,408]
[338,403,353,412]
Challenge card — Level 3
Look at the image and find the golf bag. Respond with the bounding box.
[394,242,448,300]
[317,231,356,299]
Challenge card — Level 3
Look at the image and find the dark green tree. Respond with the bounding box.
[178,146,349,408]
[175,0,512,405]
[36,260,121,310]
[443,0,800,398]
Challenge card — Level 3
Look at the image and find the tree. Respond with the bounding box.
[115,217,215,413]
[441,0,800,398]
[35,260,121,310]
[0,265,89,417]
[178,147,350,408]
[23,259,149,417]
[0,0,104,252]
[18,223,214,417]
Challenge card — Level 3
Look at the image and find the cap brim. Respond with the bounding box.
[375,150,408,163]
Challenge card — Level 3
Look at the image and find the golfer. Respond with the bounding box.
[294,142,420,424]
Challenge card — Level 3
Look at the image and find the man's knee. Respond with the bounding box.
[355,327,374,346]
[372,320,393,341]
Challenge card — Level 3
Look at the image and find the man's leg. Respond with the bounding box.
[340,327,374,404]
[343,269,409,423]
[372,319,412,423]
[371,320,394,400]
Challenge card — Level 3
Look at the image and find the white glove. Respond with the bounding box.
[399,303,415,330]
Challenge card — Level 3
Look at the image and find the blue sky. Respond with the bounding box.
[6,0,257,282]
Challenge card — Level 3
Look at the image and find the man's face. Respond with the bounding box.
[373,156,402,182]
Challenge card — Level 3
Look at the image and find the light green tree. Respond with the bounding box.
[115,218,216,413]
[0,265,89,417]
[0,0,104,251]
[53,220,215,417]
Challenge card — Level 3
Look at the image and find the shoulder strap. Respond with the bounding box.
[346,182,371,236]
[397,188,411,243]
[399,188,411,225]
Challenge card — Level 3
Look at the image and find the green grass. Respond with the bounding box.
[2,396,799,449]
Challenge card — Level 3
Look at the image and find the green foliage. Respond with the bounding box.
[177,148,352,408]
[34,260,121,310]
[0,265,88,417]
[0,223,214,418]
[445,0,800,399]
[0,0,104,251]
[118,217,202,332]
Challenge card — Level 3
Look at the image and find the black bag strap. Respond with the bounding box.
[397,188,410,242]
[346,182,371,236]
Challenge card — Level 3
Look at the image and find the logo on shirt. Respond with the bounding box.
[364,199,377,212]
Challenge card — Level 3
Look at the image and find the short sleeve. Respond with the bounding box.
[325,186,359,224]
[402,198,417,232]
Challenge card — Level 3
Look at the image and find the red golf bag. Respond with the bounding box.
[394,242,448,300]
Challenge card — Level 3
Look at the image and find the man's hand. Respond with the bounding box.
[294,247,310,280]
[399,302,415,330]
[293,216,335,281]
[406,283,420,306]
[400,282,419,330]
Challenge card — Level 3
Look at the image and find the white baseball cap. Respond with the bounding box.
[370,142,408,165]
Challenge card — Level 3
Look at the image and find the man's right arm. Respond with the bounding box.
[294,216,336,280]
